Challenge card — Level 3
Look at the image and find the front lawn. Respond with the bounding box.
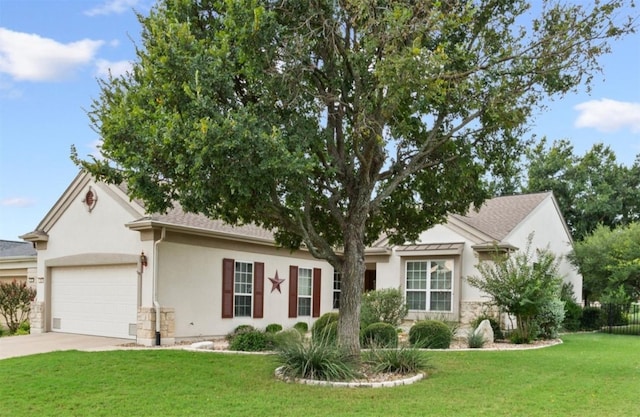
[1,333,638,416]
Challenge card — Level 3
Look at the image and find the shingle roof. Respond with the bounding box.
[450,192,551,240]
[0,240,37,257]
[135,204,275,241]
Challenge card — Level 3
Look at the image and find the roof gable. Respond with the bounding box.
[21,171,146,241]
[449,192,551,241]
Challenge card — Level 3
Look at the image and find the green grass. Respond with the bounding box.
[1,333,639,416]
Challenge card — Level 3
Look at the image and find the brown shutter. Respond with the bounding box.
[312,268,322,318]
[222,258,234,318]
[253,262,264,319]
[288,265,298,318]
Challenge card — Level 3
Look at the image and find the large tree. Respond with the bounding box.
[523,139,639,240]
[75,0,633,355]
[570,222,640,303]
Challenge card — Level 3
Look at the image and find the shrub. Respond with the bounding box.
[271,328,303,349]
[0,280,36,334]
[361,322,398,348]
[560,283,582,332]
[360,288,408,329]
[509,328,532,344]
[581,306,604,330]
[409,320,452,349]
[311,312,339,343]
[275,338,358,381]
[265,323,283,333]
[471,315,504,340]
[535,298,565,339]
[229,330,272,351]
[364,345,432,374]
[293,322,308,334]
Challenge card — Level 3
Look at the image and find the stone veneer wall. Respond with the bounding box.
[137,306,176,346]
[459,301,497,326]
[29,301,45,334]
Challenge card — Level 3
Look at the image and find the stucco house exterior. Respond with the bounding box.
[21,171,581,345]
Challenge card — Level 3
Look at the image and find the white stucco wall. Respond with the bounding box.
[32,179,153,308]
[156,240,334,338]
[505,196,582,300]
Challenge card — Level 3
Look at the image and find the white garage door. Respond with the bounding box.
[51,264,137,339]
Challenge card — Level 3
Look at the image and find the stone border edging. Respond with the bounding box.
[274,366,425,388]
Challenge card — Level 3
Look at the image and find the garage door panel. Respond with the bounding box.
[51,265,137,339]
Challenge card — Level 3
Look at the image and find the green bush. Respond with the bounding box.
[311,312,339,343]
[293,322,308,334]
[0,280,36,334]
[364,345,432,374]
[535,298,565,339]
[271,328,303,349]
[275,338,358,381]
[471,315,504,340]
[509,328,531,344]
[360,288,408,329]
[409,320,452,349]
[361,322,398,348]
[560,283,582,332]
[581,307,604,330]
[265,323,283,333]
[229,330,272,351]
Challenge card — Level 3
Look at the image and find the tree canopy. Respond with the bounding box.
[75,0,634,355]
[523,139,640,240]
[570,222,640,303]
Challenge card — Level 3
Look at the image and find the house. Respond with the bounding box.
[21,172,581,345]
[0,240,37,328]
[0,240,36,286]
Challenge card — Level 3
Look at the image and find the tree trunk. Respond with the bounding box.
[338,223,367,358]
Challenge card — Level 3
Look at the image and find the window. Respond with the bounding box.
[332,271,341,309]
[298,267,312,316]
[234,261,253,317]
[405,260,453,312]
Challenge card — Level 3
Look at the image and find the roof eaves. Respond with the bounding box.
[126,219,276,246]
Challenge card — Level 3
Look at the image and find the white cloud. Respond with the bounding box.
[1,197,35,208]
[0,28,104,82]
[574,99,640,133]
[88,139,106,160]
[84,0,140,16]
[96,59,133,78]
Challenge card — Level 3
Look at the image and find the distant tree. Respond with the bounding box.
[0,280,36,334]
[523,138,638,240]
[570,222,640,303]
[75,0,633,356]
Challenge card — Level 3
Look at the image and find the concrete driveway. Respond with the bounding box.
[0,333,132,360]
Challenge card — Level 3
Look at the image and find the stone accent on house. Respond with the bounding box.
[137,306,176,346]
[29,301,45,334]
[459,301,490,326]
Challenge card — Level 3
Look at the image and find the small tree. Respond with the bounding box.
[467,236,563,341]
[0,280,36,334]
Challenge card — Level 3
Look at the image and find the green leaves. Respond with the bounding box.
[571,222,640,303]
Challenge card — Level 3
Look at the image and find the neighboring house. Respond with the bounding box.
[21,172,581,345]
[0,240,37,328]
[0,240,37,285]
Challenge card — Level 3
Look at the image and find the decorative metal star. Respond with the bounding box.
[268,271,285,293]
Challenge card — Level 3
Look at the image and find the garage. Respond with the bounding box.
[50,264,138,339]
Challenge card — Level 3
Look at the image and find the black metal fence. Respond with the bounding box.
[581,303,640,336]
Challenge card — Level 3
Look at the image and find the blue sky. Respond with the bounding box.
[0,0,639,242]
